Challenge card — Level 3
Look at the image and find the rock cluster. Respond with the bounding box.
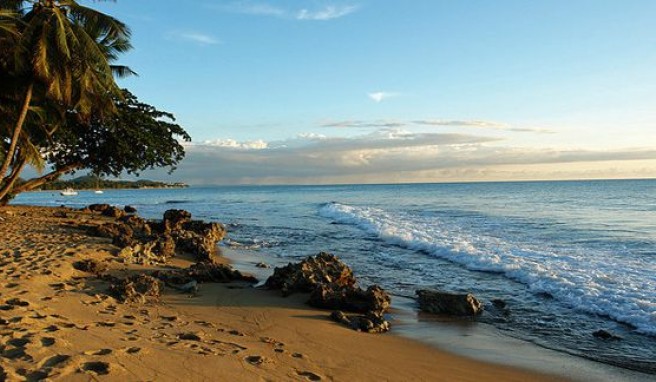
[86,207,226,265]
[265,252,391,334]
[416,290,483,316]
[154,262,257,285]
[109,274,161,303]
[264,252,356,296]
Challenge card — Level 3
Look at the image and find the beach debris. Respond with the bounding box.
[330,310,390,334]
[265,252,356,296]
[416,290,483,316]
[109,274,161,304]
[592,329,622,340]
[73,259,108,275]
[309,284,390,314]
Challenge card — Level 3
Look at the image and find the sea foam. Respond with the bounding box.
[319,202,656,335]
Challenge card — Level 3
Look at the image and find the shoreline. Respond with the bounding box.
[223,247,652,382]
[0,204,567,381]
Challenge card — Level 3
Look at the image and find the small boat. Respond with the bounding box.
[94,190,104,194]
[60,188,78,196]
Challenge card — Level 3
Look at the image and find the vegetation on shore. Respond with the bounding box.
[31,175,187,191]
[0,1,190,205]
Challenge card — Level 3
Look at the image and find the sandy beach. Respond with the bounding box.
[0,205,565,381]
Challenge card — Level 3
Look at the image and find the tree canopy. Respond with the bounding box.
[0,1,191,204]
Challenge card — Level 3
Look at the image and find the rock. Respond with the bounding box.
[309,284,390,314]
[330,310,390,334]
[109,274,161,303]
[163,209,192,231]
[593,329,622,340]
[90,223,133,241]
[416,290,483,316]
[491,299,507,309]
[255,262,270,268]
[118,239,173,266]
[53,210,68,218]
[88,204,111,213]
[73,259,108,275]
[124,205,138,213]
[265,252,357,296]
[173,221,225,262]
[118,215,152,236]
[167,280,199,294]
[102,206,125,219]
[155,262,257,284]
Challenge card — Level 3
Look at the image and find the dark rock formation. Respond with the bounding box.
[102,206,126,219]
[172,221,225,262]
[491,299,507,309]
[266,253,391,333]
[124,205,138,213]
[330,310,390,334]
[73,259,108,275]
[593,329,622,340]
[309,284,390,314]
[163,209,192,231]
[109,274,161,303]
[118,215,152,236]
[155,262,257,285]
[87,204,111,213]
[416,290,483,316]
[265,252,356,296]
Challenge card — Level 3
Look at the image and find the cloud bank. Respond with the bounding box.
[143,129,656,185]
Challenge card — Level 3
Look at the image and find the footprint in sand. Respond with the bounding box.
[80,361,111,375]
[244,355,268,365]
[42,354,71,368]
[124,347,141,354]
[297,371,323,381]
[40,337,56,347]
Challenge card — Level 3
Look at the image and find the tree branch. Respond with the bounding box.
[12,163,82,194]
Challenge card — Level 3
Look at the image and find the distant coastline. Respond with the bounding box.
[26,175,188,191]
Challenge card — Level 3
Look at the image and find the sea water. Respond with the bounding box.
[14,179,656,374]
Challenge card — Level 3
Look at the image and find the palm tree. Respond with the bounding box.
[0,0,133,195]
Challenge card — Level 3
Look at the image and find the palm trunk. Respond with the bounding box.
[0,82,33,178]
[0,157,27,204]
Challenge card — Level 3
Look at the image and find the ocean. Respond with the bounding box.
[14,179,656,375]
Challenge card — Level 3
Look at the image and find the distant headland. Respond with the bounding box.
[27,175,188,191]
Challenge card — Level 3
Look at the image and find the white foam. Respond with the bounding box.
[319,202,656,335]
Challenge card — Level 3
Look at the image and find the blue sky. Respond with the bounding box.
[91,0,656,184]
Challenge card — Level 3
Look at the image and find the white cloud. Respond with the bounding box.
[296,5,359,20]
[368,91,398,103]
[170,31,220,45]
[144,130,656,185]
[221,2,359,21]
[414,119,554,134]
[321,120,407,128]
[199,139,268,150]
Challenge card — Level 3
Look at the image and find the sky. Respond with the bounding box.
[89,0,656,185]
